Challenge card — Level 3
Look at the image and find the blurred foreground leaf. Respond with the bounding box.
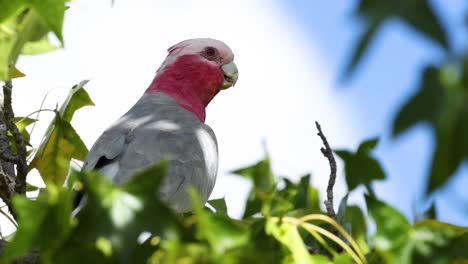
[55,161,186,263]
[343,0,448,79]
[231,154,275,218]
[0,0,65,80]
[393,63,468,194]
[366,195,468,263]
[335,138,385,193]
[1,185,73,263]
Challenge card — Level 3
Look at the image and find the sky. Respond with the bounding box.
[279,0,468,225]
[1,0,467,235]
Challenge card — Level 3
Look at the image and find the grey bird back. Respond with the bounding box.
[84,93,218,212]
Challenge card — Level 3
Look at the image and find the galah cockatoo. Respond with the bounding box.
[82,38,238,212]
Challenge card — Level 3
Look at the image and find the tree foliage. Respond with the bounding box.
[0,0,466,263]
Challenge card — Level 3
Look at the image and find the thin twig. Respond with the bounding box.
[3,80,28,195]
[315,121,337,219]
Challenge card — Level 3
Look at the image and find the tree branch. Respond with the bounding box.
[0,85,17,218]
[315,121,337,219]
[2,80,28,195]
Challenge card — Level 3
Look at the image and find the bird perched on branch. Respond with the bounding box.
[80,38,238,212]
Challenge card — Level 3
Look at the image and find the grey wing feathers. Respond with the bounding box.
[83,93,218,212]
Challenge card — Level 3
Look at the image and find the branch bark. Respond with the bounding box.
[0,80,29,220]
[3,80,28,195]
[315,121,337,219]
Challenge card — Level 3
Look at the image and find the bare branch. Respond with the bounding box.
[315,121,337,219]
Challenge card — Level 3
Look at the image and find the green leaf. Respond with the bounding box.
[59,80,94,123]
[26,182,39,192]
[265,218,317,264]
[397,0,449,50]
[0,9,50,80]
[1,185,73,263]
[344,0,448,80]
[333,253,354,264]
[0,0,25,22]
[393,63,468,194]
[293,174,321,212]
[0,0,66,80]
[335,137,385,192]
[9,64,26,78]
[345,205,369,254]
[342,20,381,80]
[21,35,60,55]
[14,116,35,144]
[410,220,468,263]
[208,197,228,215]
[8,117,35,153]
[365,195,411,263]
[231,155,275,191]
[189,188,249,255]
[231,155,276,218]
[30,81,93,186]
[27,0,67,43]
[393,67,445,136]
[30,114,88,186]
[427,95,468,193]
[336,194,349,229]
[55,163,186,263]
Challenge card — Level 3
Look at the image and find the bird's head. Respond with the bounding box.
[147,38,238,122]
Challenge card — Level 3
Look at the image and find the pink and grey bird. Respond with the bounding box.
[82,38,238,212]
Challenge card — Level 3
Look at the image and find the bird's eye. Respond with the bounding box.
[205,47,217,57]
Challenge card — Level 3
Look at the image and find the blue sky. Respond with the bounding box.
[281,0,468,225]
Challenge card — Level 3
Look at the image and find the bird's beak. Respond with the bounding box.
[221,62,238,89]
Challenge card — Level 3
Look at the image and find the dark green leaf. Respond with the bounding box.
[426,79,468,193]
[293,174,321,212]
[345,206,369,254]
[189,188,249,255]
[231,155,275,191]
[365,195,411,263]
[411,220,468,262]
[342,20,381,80]
[393,66,445,136]
[336,193,349,228]
[335,138,385,192]
[393,63,467,194]
[208,197,228,215]
[231,155,276,218]
[397,0,449,50]
[1,185,73,263]
[25,182,39,192]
